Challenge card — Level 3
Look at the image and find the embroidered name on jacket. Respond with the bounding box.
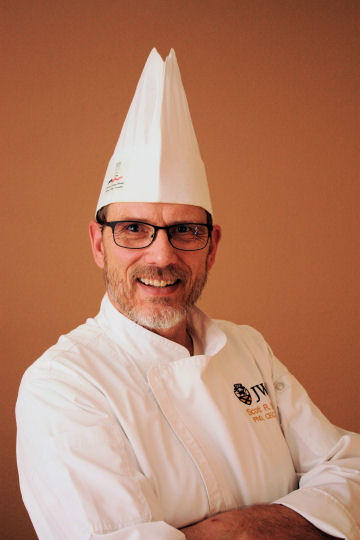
[234,382,276,422]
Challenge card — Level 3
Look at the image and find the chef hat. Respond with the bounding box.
[95,48,212,216]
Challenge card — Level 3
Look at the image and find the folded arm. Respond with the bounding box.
[181,504,336,539]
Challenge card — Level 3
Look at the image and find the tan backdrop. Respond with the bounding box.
[1,1,359,537]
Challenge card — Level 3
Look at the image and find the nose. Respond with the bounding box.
[142,229,178,266]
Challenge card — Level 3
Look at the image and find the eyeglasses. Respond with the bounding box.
[99,220,213,251]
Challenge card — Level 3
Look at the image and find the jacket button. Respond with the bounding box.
[275,381,285,392]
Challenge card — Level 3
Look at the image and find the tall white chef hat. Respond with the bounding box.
[95,48,212,216]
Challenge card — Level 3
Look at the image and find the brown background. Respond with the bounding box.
[1,0,359,537]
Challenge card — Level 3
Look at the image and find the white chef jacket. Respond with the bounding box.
[16,294,360,539]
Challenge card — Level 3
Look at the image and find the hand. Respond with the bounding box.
[180,504,336,539]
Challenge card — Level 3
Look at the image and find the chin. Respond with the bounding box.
[130,305,187,330]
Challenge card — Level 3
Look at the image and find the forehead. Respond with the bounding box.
[106,202,207,223]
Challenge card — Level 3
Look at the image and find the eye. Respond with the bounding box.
[175,224,192,234]
[171,224,208,239]
[114,222,152,236]
[126,223,141,233]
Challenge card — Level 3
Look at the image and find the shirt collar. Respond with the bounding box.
[96,294,227,375]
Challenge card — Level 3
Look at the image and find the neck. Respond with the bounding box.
[107,292,194,354]
[152,321,193,355]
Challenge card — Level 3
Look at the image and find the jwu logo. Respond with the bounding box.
[233,382,268,406]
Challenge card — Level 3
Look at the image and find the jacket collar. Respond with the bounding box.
[96,294,227,375]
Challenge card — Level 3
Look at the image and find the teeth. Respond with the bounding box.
[139,278,177,287]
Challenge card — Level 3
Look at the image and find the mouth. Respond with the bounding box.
[137,278,180,288]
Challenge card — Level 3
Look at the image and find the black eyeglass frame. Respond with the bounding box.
[98,220,214,251]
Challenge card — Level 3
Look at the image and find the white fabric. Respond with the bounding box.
[96,49,212,216]
[16,295,360,539]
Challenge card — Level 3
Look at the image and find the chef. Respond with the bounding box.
[16,49,360,539]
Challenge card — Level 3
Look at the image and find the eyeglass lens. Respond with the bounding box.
[112,222,209,250]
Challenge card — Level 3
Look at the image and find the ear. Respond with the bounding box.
[207,224,221,271]
[89,220,105,269]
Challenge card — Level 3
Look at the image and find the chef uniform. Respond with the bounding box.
[16,295,360,539]
[16,49,360,539]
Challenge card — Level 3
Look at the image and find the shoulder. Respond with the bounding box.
[214,319,268,351]
[22,315,103,373]
[18,312,125,402]
[16,312,133,434]
[211,318,285,382]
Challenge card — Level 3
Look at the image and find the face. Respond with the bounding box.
[89,202,221,331]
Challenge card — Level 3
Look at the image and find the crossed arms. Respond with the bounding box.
[181,505,335,539]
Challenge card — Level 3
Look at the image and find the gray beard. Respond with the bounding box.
[116,295,188,330]
[104,260,208,330]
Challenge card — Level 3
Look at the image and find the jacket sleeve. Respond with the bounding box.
[16,363,185,540]
[268,352,360,539]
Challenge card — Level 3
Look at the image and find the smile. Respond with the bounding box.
[138,278,180,288]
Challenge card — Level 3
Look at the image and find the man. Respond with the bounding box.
[16,49,360,539]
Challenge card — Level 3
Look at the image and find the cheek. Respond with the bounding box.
[104,244,138,271]
[184,254,208,280]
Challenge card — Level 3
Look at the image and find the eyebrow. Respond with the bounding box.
[107,218,207,225]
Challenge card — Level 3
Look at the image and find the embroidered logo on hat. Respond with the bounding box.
[106,161,124,192]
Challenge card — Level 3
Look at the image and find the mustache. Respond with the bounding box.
[130,264,189,282]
